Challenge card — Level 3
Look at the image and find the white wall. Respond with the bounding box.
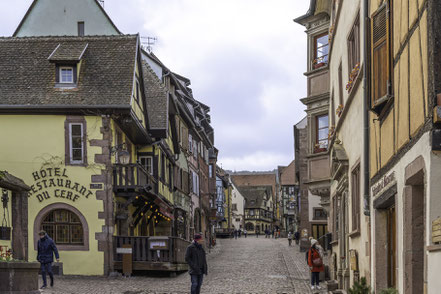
[15,0,120,37]
[230,181,245,229]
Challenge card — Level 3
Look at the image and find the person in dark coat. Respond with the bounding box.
[37,230,59,289]
[307,239,324,290]
[185,234,207,294]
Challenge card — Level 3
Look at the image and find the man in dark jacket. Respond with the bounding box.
[37,230,59,289]
[185,234,207,294]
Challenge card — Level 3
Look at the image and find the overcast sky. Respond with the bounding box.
[0,0,309,171]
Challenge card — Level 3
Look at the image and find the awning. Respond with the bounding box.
[153,196,174,220]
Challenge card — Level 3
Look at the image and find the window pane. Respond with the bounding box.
[70,212,80,223]
[72,137,82,149]
[72,149,82,161]
[43,211,55,223]
[56,225,70,243]
[55,210,69,222]
[60,68,73,83]
[318,115,329,128]
[71,225,83,244]
[71,124,82,136]
[318,129,329,141]
[316,34,329,47]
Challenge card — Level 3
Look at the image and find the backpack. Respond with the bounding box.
[311,248,323,267]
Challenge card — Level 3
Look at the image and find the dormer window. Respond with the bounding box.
[60,67,74,83]
[48,42,88,88]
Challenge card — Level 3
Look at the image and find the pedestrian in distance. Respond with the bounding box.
[234,229,238,239]
[256,230,260,238]
[307,239,324,290]
[294,231,300,245]
[238,229,242,238]
[244,229,247,238]
[37,230,59,289]
[185,234,208,294]
[288,231,293,246]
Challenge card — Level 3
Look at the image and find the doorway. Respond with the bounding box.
[387,206,396,288]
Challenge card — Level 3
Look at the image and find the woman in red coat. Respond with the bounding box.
[307,239,324,290]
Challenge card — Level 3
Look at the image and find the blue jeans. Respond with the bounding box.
[191,274,204,294]
[41,262,54,286]
[311,272,320,286]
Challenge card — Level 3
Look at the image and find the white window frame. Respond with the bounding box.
[69,123,84,164]
[60,66,74,83]
[139,156,153,175]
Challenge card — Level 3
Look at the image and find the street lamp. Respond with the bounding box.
[118,150,130,164]
[110,143,130,164]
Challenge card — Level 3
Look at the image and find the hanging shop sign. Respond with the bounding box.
[28,167,94,203]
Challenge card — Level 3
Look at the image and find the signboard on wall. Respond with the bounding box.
[28,167,94,203]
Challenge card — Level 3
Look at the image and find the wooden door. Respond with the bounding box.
[387,206,396,288]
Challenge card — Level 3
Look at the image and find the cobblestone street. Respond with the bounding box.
[40,237,325,294]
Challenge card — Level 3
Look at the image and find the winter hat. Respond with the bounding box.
[194,234,202,241]
[310,239,318,246]
[38,230,46,236]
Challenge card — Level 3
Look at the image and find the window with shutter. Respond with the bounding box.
[371,1,392,114]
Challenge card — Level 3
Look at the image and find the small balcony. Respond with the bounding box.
[113,163,157,195]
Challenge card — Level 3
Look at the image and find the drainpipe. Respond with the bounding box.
[363,0,370,217]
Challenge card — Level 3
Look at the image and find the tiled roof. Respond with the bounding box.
[0,35,137,108]
[141,61,168,131]
[48,43,88,62]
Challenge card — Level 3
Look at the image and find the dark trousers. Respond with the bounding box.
[191,274,204,294]
[311,272,320,286]
[288,239,292,246]
[41,262,54,286]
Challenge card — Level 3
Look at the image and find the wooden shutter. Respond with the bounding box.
[371,1,390,108]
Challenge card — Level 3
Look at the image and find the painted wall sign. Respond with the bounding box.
[371,172,396,198]
[28,167,94,203]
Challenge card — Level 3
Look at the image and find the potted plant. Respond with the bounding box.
[0,248,40,294]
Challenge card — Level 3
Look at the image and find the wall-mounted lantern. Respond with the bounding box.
[110,142,130,165]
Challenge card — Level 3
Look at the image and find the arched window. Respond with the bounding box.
[245,222,254,231]
[41,209,83,245]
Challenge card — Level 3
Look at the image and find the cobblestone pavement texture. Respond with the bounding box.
[39,237,327,294]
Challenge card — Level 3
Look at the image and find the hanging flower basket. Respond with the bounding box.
[0,226,11,240]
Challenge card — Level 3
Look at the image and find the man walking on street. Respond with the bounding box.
[185,234,208,294]
[288,231,293,246]
[37,230,59,289]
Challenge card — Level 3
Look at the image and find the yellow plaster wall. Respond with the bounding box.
[0,115,105,275]
[409,0,419,29]
[380,111,395,168]
[421,11,429,117]
[409,29,426,136]
[396,46,410,151]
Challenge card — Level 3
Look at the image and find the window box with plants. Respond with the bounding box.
[0,248,40,294]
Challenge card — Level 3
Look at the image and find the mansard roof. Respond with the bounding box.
[0,35,138,110]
